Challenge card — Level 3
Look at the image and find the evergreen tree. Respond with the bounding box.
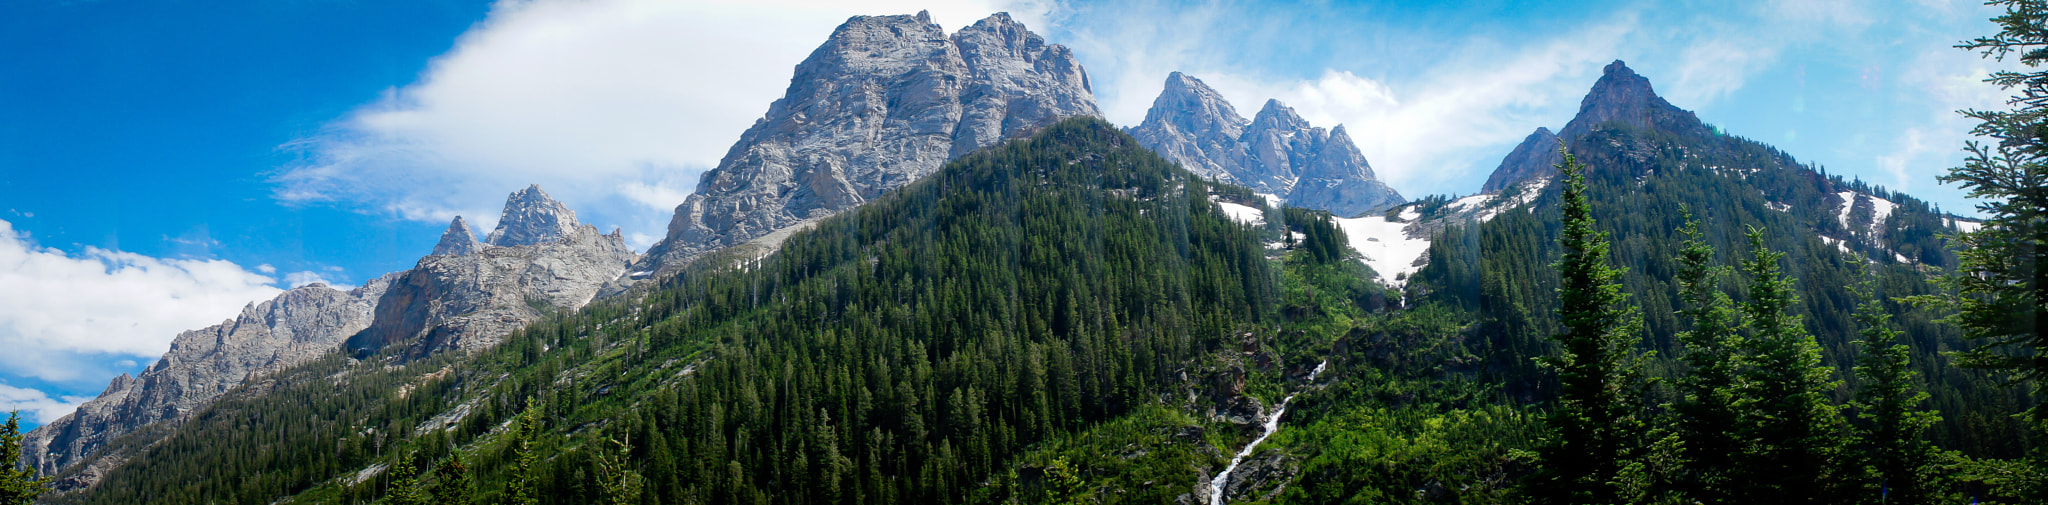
[428,454,473,505]
[1730,228,1847,503]
[386,452,429,505]
[594,437,643,505]
[505,410,540,505]
[0,412,49,505]
[1919,4,2048,500]
[1849,275,1941,503]
[1530,145,1649,504]
[1669,210,1744,504]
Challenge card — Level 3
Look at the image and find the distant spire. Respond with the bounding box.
[432,216,483,256]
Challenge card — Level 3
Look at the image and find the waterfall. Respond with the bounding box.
[1206,360,1327,505]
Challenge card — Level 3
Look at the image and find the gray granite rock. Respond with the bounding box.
[348,187,636,357]
[630,11,1099,280]
[432,216,483,256]
[1130,73,1404,217]
[486,184,579,247]
[1481,60,1709,192]
[22,276,396,489]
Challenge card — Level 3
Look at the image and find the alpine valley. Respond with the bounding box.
[15,9,2042,505]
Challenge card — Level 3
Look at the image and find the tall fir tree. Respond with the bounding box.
[1849,275,1942,504]
[1669,209,1744,504]
[0,412,49,505]
[385,451,429,505]
[428,454,474,505]
[1730,228,1848,503]
[506,409,541,505]
[1529,144,1650,505]
[1935,2,2048,500]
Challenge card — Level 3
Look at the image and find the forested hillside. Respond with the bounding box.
[52,118,1330,505]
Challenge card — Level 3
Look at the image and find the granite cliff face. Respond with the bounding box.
[631,11,1099,278]
[22,278,394,490]
[1129,72,1404,217]
[1481,60,1709,192]
[347,186,636,357]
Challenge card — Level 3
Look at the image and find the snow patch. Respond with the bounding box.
[1216,201,1265,226]
[1335,214,1431,288]
[1819,236,1854,255]
[1949,218,1983,233]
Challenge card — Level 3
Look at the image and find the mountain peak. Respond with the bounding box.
[1249,99,1310,132]
[485,184,579,247]
[432,216,482,256]
[1559,60,1706,139]
[1481,62,1708,192]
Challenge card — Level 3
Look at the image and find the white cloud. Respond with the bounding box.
[0,384,92,425]
[275,0,1037,246]
[1876,127,1932,188]
[256,263,277,274]
[0,219,283,382]
[282,271,353,290]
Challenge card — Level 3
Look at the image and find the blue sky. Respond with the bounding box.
[0,0,2013,425]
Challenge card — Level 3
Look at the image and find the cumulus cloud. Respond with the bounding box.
[0,384,92,425]
[0,219,283,383]
[275,0,1039,249]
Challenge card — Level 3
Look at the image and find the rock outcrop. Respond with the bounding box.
[432,216,483,256]
[630,11,1099,279]
[485,185,579,247]
[1481,60,1709,192]
[347,186,636,357]
[22,277,395,489]
[1129,72,1404,217]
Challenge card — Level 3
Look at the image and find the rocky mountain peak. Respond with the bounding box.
[629,12,1099,281]
[1153,72,1246,137]
[1559,60,1707,139]
[432,216,482,256]
[1482,61,1708,192]
[1248,99,1312,133]
[1130,73,1404,217]
[485,184,578,247]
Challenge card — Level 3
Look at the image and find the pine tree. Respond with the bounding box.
[385,451,428,505]
[1730,228,1847,503]
[428,454,473,505]
[1669,210,1744,504]
[0,412,50,505]
[1849,275,1942,503]
[595,436,643,505]
[506,410,540,505]
[1530,144,1649,504]
[1935,2,2048,499]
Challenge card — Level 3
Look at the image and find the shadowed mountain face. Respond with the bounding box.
[1482,60,1710,193]
[631,11,1100,279]
[1130,72,1405,217]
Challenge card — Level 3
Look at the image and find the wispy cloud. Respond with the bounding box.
[0,384,92,425]
[0,219,282,383]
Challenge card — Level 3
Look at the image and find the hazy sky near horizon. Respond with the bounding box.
[0,0,2015,424]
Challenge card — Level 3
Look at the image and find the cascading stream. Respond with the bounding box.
[1206,360,1327,505]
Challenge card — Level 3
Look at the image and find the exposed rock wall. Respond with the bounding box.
[631,11,1099,278]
